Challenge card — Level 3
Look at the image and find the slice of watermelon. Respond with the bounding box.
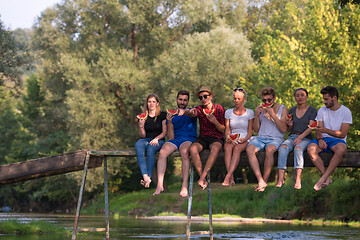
[308,121,318,129]
[287,114,293,121]
[137,111,148,120]
[261,103,274,108]
[228,133,240,143]
[203,108,215,115]
[166,109,179,115]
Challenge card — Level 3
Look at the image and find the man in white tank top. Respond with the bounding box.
[246,87,288,192]
[307,86,352,191]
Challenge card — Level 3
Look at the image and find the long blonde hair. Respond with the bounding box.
[144,93,161,120]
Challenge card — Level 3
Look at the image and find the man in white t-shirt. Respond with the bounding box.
[307,86,352,191]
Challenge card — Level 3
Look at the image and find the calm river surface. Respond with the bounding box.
[0,213,359,240]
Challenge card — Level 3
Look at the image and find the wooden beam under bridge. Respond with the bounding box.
[0,149,359,186]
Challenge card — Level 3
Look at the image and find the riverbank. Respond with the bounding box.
[83,171,360,223]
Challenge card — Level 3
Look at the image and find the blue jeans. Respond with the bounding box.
[135,138,165,177]
[277,134,311,169]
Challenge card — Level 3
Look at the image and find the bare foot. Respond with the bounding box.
[323,177,333,187]
[153,186,164,196]
[314,179,325,191]
[294,182,301,189]
[222,175,231,186]
[230,180,235,186]
[276,179,285,188]
[255,180,267,192]
[140,178,151,188]
[179,187,188,198]
[198,179,208,190]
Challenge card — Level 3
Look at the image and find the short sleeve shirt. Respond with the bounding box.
[316,105,352,141]
[225,108,255,138]
[195,104,225,139]
[289,106,317,139]
[145,111,167,140]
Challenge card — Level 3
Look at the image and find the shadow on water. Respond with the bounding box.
[0,213,359,240]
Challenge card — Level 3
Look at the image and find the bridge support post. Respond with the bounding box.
[104,156,110,240]
[186,165,213,239]
[72,152,90,240]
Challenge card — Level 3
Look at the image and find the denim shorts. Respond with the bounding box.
[309,137,347,153]
[167,136,196,149]
[248,136,283,150]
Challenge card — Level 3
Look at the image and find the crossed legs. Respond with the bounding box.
[307,142,346,191]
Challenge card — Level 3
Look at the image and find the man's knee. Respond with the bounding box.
[307,143,318,154]
[179,147,189,157]
[332,143,347,155]
[190,143,201,155]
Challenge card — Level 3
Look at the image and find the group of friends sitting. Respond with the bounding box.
[135,85,352,197]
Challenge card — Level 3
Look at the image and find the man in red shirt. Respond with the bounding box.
[179,86,225,189]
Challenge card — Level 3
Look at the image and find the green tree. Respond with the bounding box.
[0,18,32,93]
[244,0,360,149]
[152,25,253,109]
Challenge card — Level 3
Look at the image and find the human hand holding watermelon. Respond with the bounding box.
[308,121,319,129]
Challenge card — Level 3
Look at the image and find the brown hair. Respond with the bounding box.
[261,87,275,97]
[144,93,161,120]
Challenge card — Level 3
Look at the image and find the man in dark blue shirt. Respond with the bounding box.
[153,90,197,197]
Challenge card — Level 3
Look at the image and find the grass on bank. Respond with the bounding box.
[83,169,360,223]
[0,220,66,235]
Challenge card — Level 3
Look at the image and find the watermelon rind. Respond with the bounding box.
[308,121,318,129]
[203,109,215,115]
[229,134,240,142]
[261,103,274,108]
[287,114,293,121]
[137,111,148,120]
[166,109,178,115]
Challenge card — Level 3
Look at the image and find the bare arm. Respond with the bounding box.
[266,106,288,133]
[253,106,263,133]
[207,114,225,133]
[166,114,175,140]
[178,108,197,117]
[293,120,316,145]
[138,119,146,138]
[317,122,351,139]
[224,118,231,142]
[244,118,254,142]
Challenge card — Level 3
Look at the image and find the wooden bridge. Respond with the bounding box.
[1,149,359,186]
[0,149,359,240]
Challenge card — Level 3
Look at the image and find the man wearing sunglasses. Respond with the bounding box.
[307,86,352,191]
[246,87,288,192]
[178,86,225,190]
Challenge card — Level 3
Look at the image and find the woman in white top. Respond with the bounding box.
[222,88,255,186]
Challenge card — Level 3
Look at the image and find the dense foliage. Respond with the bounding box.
[0,0,359,213]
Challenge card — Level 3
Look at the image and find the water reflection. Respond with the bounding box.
[0,213,359,240]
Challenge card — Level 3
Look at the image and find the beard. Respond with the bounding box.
[178,104,187,109]
[326,100,334,108]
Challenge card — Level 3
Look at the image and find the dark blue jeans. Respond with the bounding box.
[135,138,165,177]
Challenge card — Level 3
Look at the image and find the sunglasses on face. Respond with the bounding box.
[233,87,244,92]
[262,97,273,103]
[198,94,210,100]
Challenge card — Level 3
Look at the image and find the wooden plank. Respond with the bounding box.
[89,149,360,167]
[203,150,360,167]
[0,150,103,185]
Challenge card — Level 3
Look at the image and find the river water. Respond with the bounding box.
[0,213,359,240]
